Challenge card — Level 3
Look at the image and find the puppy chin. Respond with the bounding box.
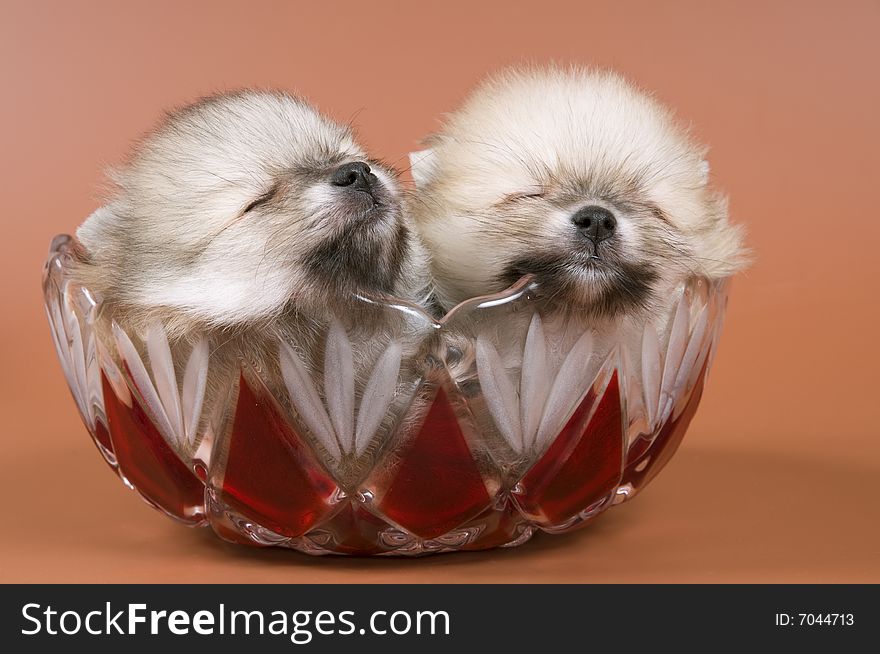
[303,204,409,299]
[501,249,658,319]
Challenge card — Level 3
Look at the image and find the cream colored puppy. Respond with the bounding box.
[76,90,428,340]
[69,91,432,473]
[410,66,747,317]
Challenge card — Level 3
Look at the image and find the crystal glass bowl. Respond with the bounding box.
[43,234,729,555]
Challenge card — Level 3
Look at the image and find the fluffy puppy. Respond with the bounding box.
[71,91,431,474]
[409,66,748,318]
[76,90,427,338]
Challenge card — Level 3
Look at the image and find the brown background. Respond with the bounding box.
[1,0,878,583]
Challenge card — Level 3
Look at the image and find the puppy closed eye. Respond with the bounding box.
[496,189,547,206]
[241,186,278,216]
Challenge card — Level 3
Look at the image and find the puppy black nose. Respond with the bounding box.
[331,161,375,193]
[572,205,617,243]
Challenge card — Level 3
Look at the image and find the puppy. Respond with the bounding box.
[409,67,749,471]
[77,90,426,337]
[71,91,431,479]
[409,65,747,318]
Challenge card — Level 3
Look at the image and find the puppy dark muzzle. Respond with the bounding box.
[572,205,617,244]
[331,161,378,195]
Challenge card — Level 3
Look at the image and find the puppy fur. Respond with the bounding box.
[70,91,432,482]
[409,65,748,318]
[76,90,428,339]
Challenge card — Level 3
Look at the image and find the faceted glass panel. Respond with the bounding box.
[44,234,730,555]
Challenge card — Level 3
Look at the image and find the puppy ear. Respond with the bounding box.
[409,148,439,189]
[698,160,710,185]
[75,206,118,254]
